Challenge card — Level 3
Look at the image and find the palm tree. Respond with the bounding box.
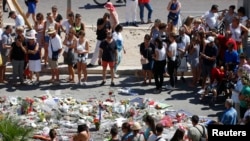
[0,116,34,141]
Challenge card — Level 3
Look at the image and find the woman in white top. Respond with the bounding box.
[76,31,89,85]
[152,38,167,94]
[228,16,248,54]
[166,32,177,90]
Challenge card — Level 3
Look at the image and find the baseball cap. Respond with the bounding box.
[205,36,215,43]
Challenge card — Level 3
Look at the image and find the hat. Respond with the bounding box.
[46,27,56,34]
[205,36,215,43]
[26,32,36,40]
[104,2,115,11]
[131,122,142,130]
[8,11,16,18]
[194,18,202,24]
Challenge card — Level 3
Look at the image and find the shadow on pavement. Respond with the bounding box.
[80,3,125,10]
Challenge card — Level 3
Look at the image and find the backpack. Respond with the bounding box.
[195,124,207,141]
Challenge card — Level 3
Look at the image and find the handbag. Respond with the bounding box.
[177,56,188,72]
[168,12,178,21]
[50,39,59,61]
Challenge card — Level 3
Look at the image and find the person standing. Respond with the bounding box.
[165,32,178,90]
[98,31,118,86]
[140,34,155,85]
[76,31,89,85]
[125,0,138,27]
[0,25,13,83]
[8,11,25,27]
[10,35,26,86]
[138,0,153,24]
[201,4,219,31]
[167,0,181,27]
[220,99,238,125]
[51,5,63,36]
[2,0,8,12]
[26,32,41,85]
[87,13,111,67]
[104,2,119,31]
[63,27,77,83]
[198,36,218,95]
[47,27,62,85]
[113,24,125,78]
[43,12,59,67]
[153,38,166,94]
[26,0,38,23]
[34,13,45,58]
[73,13,85,38]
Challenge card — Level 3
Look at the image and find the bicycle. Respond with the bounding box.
[93,0,126,6]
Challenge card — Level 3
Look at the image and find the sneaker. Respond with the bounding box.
[153,89,161,94]
[141,20,145,24]
[114,74,119,78]
[100,80,106,86]
[78,81,82,85]
[165,85,174,90]
[197,89,205,94]
[87,63,95,68]
[147,20,153,23]
[33,81,40,86]
[181,76,186,83]
[132,22,139,27]
[83,81,88,86]
[110,82,115,86]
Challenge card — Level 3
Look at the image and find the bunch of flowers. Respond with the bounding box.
[93,117,100,130]
[21,97,34,115]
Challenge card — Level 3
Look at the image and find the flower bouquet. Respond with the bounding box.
[21,97,34,115]
[93,117,100,131]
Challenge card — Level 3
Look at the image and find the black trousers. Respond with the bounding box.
[3,0,7,10]
[167,60,176,87]
[153,60,166,89]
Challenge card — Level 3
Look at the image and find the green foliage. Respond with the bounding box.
[0,116,34,141]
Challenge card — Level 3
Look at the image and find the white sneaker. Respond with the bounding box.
[114,74,119,78]
[198,89,205,94]
[83,81,88,86]
[165,85,173,90]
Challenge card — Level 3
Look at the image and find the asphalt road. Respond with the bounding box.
[3,0,237,26]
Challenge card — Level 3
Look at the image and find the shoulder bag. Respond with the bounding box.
[50,39,59,61]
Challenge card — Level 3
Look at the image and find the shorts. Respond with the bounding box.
[45,36,50,43]
[48,58,58,69]
[142,60,154,70]
[201,64,214,78]
[77,55,87,64]
[29,60,41,72]
[0,54,8,66]
[102,61,115,68]
[28,2,36,14]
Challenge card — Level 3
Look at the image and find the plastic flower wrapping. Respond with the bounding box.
[241,64,250,86]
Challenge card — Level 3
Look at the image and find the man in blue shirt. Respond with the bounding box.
[220,99,237,125]
[224,42,239,71]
